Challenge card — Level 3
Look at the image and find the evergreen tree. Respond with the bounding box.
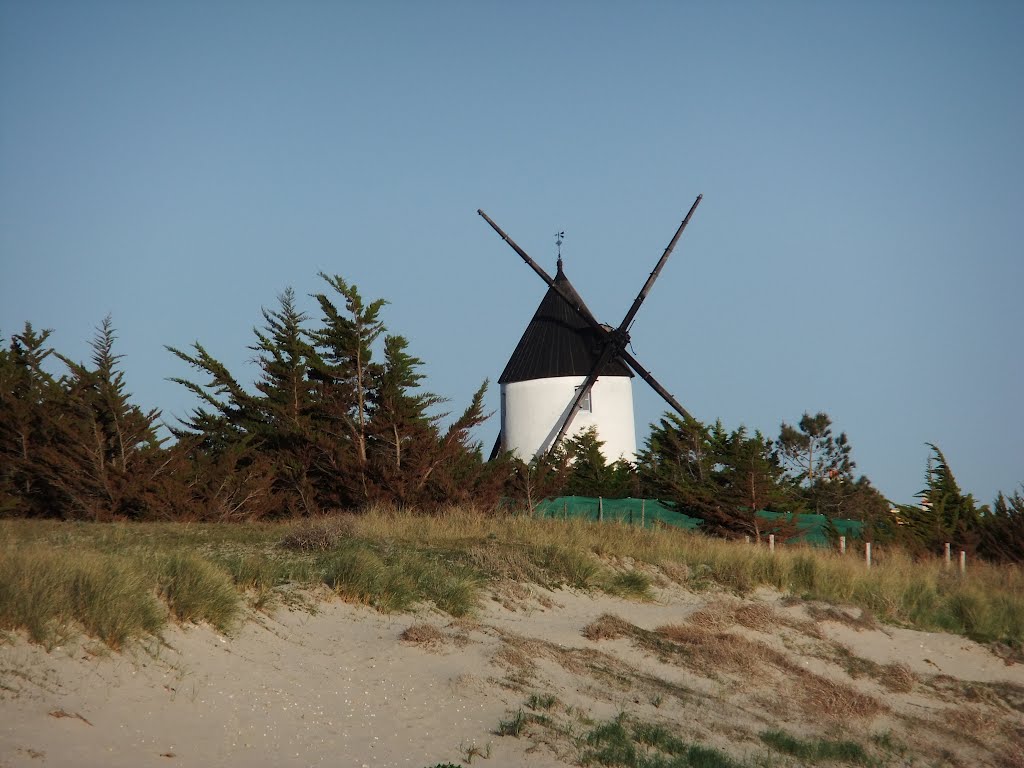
[777,412,853,484]
[46,318,166,520]
[637,413,720,508]
[248,287,321,514]
[562,428,637,499]
[166,341,258,451]
[897,444,983,554]
[639,414,798,538]
[367,334,443,473]
[506,450,571,514]
[979,488,1024,562]
[309,270,385,479]
[714,427,795,539]
[0,324,62,515]
[778,412,860,515]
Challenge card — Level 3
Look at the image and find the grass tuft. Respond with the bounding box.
[0,544,164,649]
[153,551,241,631]
[581,713,747,767]
[760,729,872,764]
[600,570,653,599]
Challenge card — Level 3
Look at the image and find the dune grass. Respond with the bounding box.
[581,713,746,768]
[759,729,873,765]
[2,506,1023,650]
[0,544,165,649]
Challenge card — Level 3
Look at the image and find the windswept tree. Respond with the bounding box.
[896,444,983,554]
[638,414,796,539]
[247,287,322,514]
[0,324,62,516]
[713,427,795,539]
[979,488,1024,563]
[367,334,443,474]
[637,413,721,509]
[167,273,499,515]
[309,274,385,483]
[44,318,166,520]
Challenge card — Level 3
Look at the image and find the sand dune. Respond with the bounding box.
[3,581,1022,767]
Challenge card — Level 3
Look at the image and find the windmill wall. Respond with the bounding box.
[501,375,636,463]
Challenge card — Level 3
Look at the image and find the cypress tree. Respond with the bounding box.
[47,317,165,520]
[0,324,62,515]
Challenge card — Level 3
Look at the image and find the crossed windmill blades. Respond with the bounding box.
[478,194,703,457]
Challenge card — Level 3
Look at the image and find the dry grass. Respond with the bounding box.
[584,613,884,721]
[794,674,881,719]
[881,662,916,693]
[277,516,355,552]
[806,604,879,631]
[581,614,632,641]
[399,623,447,648]
[943,704,1009,743]
[4,507,1024,650]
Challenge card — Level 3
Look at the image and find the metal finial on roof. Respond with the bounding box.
[555,230,565,270]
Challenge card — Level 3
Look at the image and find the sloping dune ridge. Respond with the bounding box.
[2,579,1023,767]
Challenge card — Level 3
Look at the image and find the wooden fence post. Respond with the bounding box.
[641,499,646,529]
[840,536,846,555]
[769,534,775,553]
[960,550,966,574]
[945,542,951,567]
[865,542,872,569]
[598,497,603,522]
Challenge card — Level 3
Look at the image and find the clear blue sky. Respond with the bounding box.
[2,1,1021,506]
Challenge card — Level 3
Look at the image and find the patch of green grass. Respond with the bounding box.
[526,692,558,711]
[760,729,872,765]
[581,713,748,768]
[600,570,653,599]
[497,708,528,737]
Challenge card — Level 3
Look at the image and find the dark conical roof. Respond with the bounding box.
[498,262,633,384]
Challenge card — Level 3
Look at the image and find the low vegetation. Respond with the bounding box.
[4,276,1023,565]
[2,507,1023,651]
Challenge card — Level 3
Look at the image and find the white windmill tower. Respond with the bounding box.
[478,196,703,463]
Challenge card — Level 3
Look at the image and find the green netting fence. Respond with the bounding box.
[531,496,702,530]
[528,496,864,547]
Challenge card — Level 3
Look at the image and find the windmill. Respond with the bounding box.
[479,195,702,462]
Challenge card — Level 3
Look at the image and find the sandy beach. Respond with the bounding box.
[3,580,1022,767]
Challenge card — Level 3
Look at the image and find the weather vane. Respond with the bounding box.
[555,230,565,268]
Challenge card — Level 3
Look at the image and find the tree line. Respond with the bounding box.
[2,273,1022,561]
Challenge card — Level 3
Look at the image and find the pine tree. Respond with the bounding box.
[777,412,853,483]
[406,380,495,507]
[778,412,856,514]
